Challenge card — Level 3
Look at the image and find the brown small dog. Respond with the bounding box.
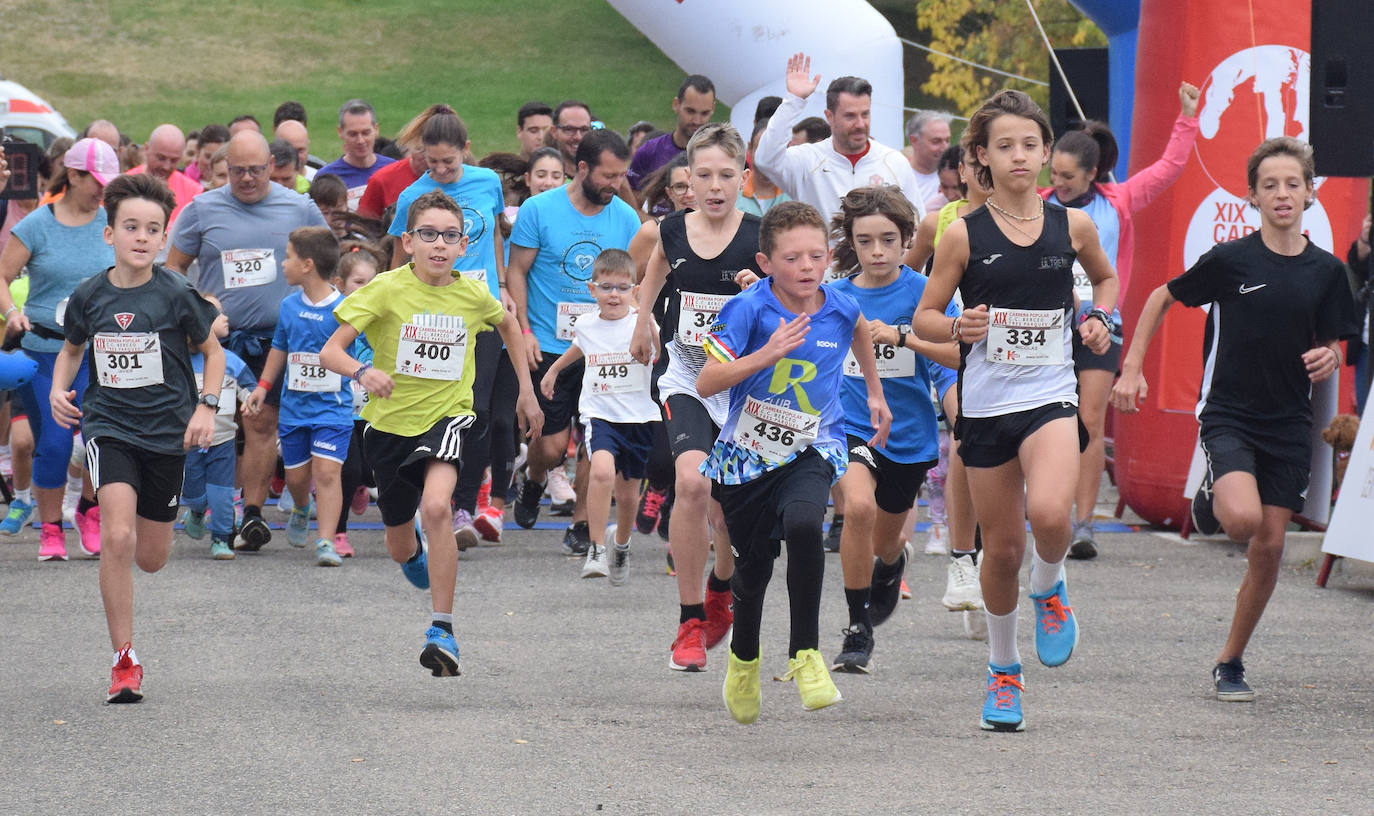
[1322,413,1360,494]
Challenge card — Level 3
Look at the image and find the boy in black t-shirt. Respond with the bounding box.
[1113,137,1359,703]
[51,174,224,704]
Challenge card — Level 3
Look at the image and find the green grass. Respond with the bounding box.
[0,0,726,161]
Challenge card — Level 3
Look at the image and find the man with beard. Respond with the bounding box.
[626,75,717,194]
[754,52,923,228]
[505,130,639,541]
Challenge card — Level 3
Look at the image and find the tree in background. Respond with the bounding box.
[916,0,1105,113]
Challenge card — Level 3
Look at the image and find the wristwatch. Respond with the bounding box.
[895,324,909,350]
[197,392,220,411]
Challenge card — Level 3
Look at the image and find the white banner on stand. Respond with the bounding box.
[1322,387,1374,564]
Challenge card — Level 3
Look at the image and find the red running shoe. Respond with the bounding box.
[668,618,708,672]
[107,643,143,703]
[704,587,733,650]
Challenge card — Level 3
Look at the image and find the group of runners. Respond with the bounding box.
[0,49,1358,729]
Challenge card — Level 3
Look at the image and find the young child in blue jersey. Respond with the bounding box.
[699,201,891,724]
[824,186,962,674]
[328,244,383,558]
[181,293,258,560]
[245,227,353,567]
[540,249,659,584]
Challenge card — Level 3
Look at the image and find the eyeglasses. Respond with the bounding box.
[556,125,593,136]
[227,164,268,178]
[668,183,691,194]
[410,227,465,245]
[592,282,633,293]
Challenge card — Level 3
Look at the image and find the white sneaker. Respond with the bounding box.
[581,544,608,578]
[942,554,983,610]
[924,523,949,555]
[963,610,988,640]
[609,543,630,586]
[546,467,576,504]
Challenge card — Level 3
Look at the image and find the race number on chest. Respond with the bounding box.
[676,292,731,347]
[986,307,1064,366]
[221,249,276,289]
[843,342,915,379]
[287,351,341,392]
[93,333,164,388]
[556,302,597,342]
[732,395,820,463]
[396,315,467,380]
[585,351,649,394]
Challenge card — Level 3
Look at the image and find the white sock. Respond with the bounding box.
[985,607,1020,668]
[15,487,31,504]
[431,612,453,626]
[1029,548,1065,596]
[66,474,82,495]
[114,647,140,666]
[0,443,10,457]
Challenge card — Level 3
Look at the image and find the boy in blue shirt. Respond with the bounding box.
[824,187,961,673]
[182,293,258,559]
[246,227,352,566]
[699,201,891,723]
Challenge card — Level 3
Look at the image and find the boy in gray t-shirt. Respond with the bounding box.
[51,174,224,705]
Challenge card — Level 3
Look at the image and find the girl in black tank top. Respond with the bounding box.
[910,90,1118,734]
[656,209,762,360]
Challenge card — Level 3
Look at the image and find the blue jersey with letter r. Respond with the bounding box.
[699,276,859,485]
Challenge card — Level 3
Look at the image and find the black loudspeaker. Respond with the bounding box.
[1311,0,1374,177]
[1049,48,1109,138]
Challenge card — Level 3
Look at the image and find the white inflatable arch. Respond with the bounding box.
[606,0,906,147]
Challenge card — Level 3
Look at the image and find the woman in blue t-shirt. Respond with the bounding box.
[0,138,118,561]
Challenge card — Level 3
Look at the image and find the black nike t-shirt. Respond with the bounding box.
[1166,231,1359,429]
[64,265,218,454]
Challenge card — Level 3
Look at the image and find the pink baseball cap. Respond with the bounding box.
[63,138,120,186]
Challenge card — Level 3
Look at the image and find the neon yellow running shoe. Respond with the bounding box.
[722,652,761,724]
[781,649,842,711]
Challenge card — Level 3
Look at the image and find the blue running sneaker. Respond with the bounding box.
[400,546,430,590]
[419,626,461,677]
[1030,578,1079,668]
[0,498,34,536]
[980,662,1025,732]
[314,537,342,567]
[286,502,311,548]
[181,508,207,540]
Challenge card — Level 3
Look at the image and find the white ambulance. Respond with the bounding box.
[0,76,76,149]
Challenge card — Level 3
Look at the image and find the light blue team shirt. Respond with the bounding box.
[271,289,352,430]
[192,348,258,446]
[509,186,640,356]
[386,167,505,300]
[173,184,327,333]
[1049,189,1122,327]
[828,266,954,464]
[10,205,113,354]
[699,276,860,485]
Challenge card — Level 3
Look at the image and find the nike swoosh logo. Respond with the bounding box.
[1238,283,1267,294]
[982,254,1002,265]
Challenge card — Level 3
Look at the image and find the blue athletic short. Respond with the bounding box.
[583,417,653,480]
[280,424,353,468]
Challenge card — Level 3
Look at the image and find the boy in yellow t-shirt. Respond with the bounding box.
[322,190,543,678]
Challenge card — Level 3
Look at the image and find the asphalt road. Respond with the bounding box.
[2,492,1371,815]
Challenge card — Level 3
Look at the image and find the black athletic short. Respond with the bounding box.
[533,354,583,436]
[1200,423,1311,513]
[662,393,720,457]
[845,434,934,514]
[1072,330,1123,373]
[364,415,474,527]
[85,436,185,522]
[711,447,834,570]
[956,401,1088,469]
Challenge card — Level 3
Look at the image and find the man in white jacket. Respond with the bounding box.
[754,52,924,232]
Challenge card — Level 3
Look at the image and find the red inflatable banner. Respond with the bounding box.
[1115,0,1364,527]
